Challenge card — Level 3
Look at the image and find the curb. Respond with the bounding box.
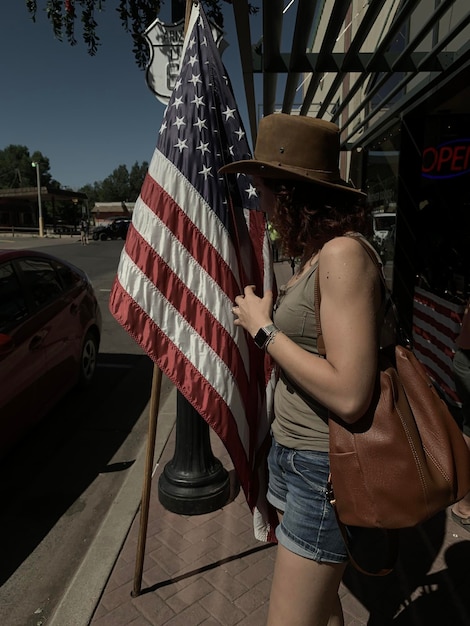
[47,387,177,626]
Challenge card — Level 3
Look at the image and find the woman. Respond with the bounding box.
[221,114,383,626]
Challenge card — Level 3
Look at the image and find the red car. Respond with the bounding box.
[0,249,102,458]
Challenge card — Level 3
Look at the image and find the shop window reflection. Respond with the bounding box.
[363,123,401,290]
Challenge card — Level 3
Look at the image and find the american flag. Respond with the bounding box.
[413,286,465,404]
[109,3,277,541]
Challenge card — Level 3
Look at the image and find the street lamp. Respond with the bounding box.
[31,161,44,237]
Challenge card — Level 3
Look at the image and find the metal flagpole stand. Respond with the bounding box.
[158,392,230,514]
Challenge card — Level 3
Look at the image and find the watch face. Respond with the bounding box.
[254,327,269,349]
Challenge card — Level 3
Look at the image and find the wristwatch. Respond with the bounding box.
[253,324,278,350]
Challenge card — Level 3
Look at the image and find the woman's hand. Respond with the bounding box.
[232,285,274,338]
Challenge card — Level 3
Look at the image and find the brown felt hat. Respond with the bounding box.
[220,113,365,197]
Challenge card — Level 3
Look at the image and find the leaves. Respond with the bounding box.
[25,0,259,68]
[0,145,53,188]
[77,161,149,203]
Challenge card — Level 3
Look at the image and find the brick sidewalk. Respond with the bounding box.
[89,421,371,626]
[90,424,277,626]
[89,404,470,626]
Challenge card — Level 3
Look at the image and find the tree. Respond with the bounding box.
[81,161,148,202]
[25,1,257,69]
[77,181,101,208]
[129,160,148,198]
[99,164,133,201]
[0,145,57,189]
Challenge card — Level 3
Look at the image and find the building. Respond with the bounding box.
[91,201,135,224]
[0,186,88,234]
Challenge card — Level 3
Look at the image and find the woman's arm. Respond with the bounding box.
[233,236,382,423]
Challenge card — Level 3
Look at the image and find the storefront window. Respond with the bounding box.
[412,115,470,406]
[417,114,470,302]
[363,123,401,288]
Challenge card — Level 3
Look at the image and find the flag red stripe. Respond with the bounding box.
[412,310,461,344]
[413,291,463,324]
[411,339,460,403]
[412,325,456,362]
[413,336,454,382]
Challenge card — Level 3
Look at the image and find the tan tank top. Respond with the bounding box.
[272,262,330,452]
[271,233,384,451]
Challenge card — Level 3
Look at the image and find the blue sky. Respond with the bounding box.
[0,1,263,191]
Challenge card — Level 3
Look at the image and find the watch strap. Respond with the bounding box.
[254,324,278,349]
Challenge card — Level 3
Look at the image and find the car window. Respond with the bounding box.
[55,262,81,291]
[0,262,29,333]
[17,258,64,309]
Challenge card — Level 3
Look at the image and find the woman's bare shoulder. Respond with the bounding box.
[320,235,368,264]
[320,236,379,289]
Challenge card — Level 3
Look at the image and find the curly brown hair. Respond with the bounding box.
[264,179,370,260]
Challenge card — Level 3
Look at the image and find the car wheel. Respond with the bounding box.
[100,233,108,241]
[78,331,99,388]
[92,233,99,241]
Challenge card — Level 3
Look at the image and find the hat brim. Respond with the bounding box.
[219,160,366,198]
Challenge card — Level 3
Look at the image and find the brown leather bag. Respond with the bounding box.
[316,236,470,530]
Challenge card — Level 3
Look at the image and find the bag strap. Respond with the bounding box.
[327,479,397,576]
[279,370,329,419]
[314,263,325,356]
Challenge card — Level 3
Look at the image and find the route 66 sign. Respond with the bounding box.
[144,17,226,105]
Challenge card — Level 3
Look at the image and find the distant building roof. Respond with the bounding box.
[0,186,88,201]
[91,201,135,216]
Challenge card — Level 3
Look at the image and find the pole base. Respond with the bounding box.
[158,459,230,515]
[157,392,231,515]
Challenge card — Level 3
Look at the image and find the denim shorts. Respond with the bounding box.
[267,440,348,563]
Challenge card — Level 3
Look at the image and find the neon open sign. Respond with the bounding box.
[422,138,470,179]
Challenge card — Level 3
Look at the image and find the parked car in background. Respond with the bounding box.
[92,217,132,241]
[0,250,102,458]
[371,210,396,262]
[371,211,396,246]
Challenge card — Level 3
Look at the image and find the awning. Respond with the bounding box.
[0,187,88,202]
[231,0,470,148]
